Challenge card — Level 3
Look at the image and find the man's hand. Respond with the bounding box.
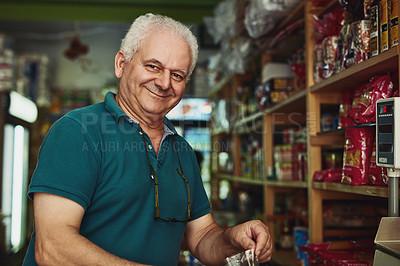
[226,220,272,263]
[184,214,272,265]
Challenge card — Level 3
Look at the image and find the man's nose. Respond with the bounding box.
[156,70,171,90]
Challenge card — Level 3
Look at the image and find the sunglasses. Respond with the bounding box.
[141,129,191,222]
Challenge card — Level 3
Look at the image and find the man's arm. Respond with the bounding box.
[184,213,272,266]
[33,192,149,266]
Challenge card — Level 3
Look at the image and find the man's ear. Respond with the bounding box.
[114,51,125,78]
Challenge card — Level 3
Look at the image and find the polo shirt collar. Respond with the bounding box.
[104,91,178,136]
[104,91,126,121]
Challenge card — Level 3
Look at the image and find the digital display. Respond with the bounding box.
[379,143,393,153]
[378,124,393,133]
[379,104,393,114]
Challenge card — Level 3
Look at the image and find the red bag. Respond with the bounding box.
[354,74,394,123]
[342,127,375,185]
[339,89,356,128]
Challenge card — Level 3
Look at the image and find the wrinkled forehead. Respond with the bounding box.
[137,30,191,70]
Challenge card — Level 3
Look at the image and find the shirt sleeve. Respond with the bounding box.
[187,149,212,221]
[28,116,101,210]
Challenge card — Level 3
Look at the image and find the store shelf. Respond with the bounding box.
[264,89,307,115]
[310,47,398,93]
[313,182,389,198]
[266,180,307,189]
[208,74,233,97]
[311,123,376,146]
[217,173,266,186]
[210,127,229,136]
[233,111,264,135]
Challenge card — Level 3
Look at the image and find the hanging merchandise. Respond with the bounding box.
[203,0,236,44]
[16,54,50,107]
[0,34,14,91]
[226,37,252,74]
[244,0,278,39]
[244,0,302,39]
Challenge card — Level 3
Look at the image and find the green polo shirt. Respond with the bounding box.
[23,92,211,266]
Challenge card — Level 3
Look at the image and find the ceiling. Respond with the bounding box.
[0,0,220,25]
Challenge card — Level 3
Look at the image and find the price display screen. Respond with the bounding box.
[379,103,393,114]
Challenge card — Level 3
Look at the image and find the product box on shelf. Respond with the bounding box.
[390,0,399,47]
[380,0,390,52]
[370,2,380,56]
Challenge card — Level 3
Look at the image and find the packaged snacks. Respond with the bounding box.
[338,89,356,129]
[380,0,390,52]
[323,36,339,79]
[313,169,343,183]
[342,20,371,69]
[299,240,374,265]
[390,0,398,47]
[370,1,380,56]
[314,43,324,83]
[342,127,375,185]
[353,74,394,123]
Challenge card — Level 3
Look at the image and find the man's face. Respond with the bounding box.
[115,30,191,120]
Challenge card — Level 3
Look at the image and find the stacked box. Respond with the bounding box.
[370,2,380,56]
[390,0,398,47]
[380,0,390,52]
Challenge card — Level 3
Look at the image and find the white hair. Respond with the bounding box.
[120,13,198,80]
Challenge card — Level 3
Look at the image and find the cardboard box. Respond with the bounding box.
[390,0,398,47]
[380,0,390,52]
[370,3,380,56]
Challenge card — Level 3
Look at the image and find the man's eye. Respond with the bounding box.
[172,73,184,81]
[147,64,159,70]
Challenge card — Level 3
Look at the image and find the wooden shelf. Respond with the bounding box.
[210,127,229,136]
[264,89,307,115]
[266,180,307,189]
[313,182,389,198]
[310,47,398,93]
[217,173,266,186]
[208,74,232,97]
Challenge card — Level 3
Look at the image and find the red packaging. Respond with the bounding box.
[324,168,343,182]
[339,89,355,128]
[313,169,342,183]
[349,81,370,120]
[354,74,394,123]
[342,127,375,185]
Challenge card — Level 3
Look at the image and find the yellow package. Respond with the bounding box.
[390,0,398,47]
[380,0,390,52]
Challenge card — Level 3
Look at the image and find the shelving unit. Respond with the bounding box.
[209,0,400,264]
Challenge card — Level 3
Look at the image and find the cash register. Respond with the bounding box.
[374,98,400,265]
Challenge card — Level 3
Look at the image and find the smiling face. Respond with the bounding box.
[115,29,191,124]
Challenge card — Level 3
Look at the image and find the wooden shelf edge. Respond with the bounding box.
[217,173,266,186]
[313,181,389,198]
[263,89,307,115]
[310,47,398,93]
[210,127,229,136]
[266,180,308,188]
[208,74,233,97]
[234,111,264,127]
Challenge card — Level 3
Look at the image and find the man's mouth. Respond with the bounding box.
[144,85,172,98]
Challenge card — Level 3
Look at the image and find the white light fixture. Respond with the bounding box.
[8,91,38,123]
